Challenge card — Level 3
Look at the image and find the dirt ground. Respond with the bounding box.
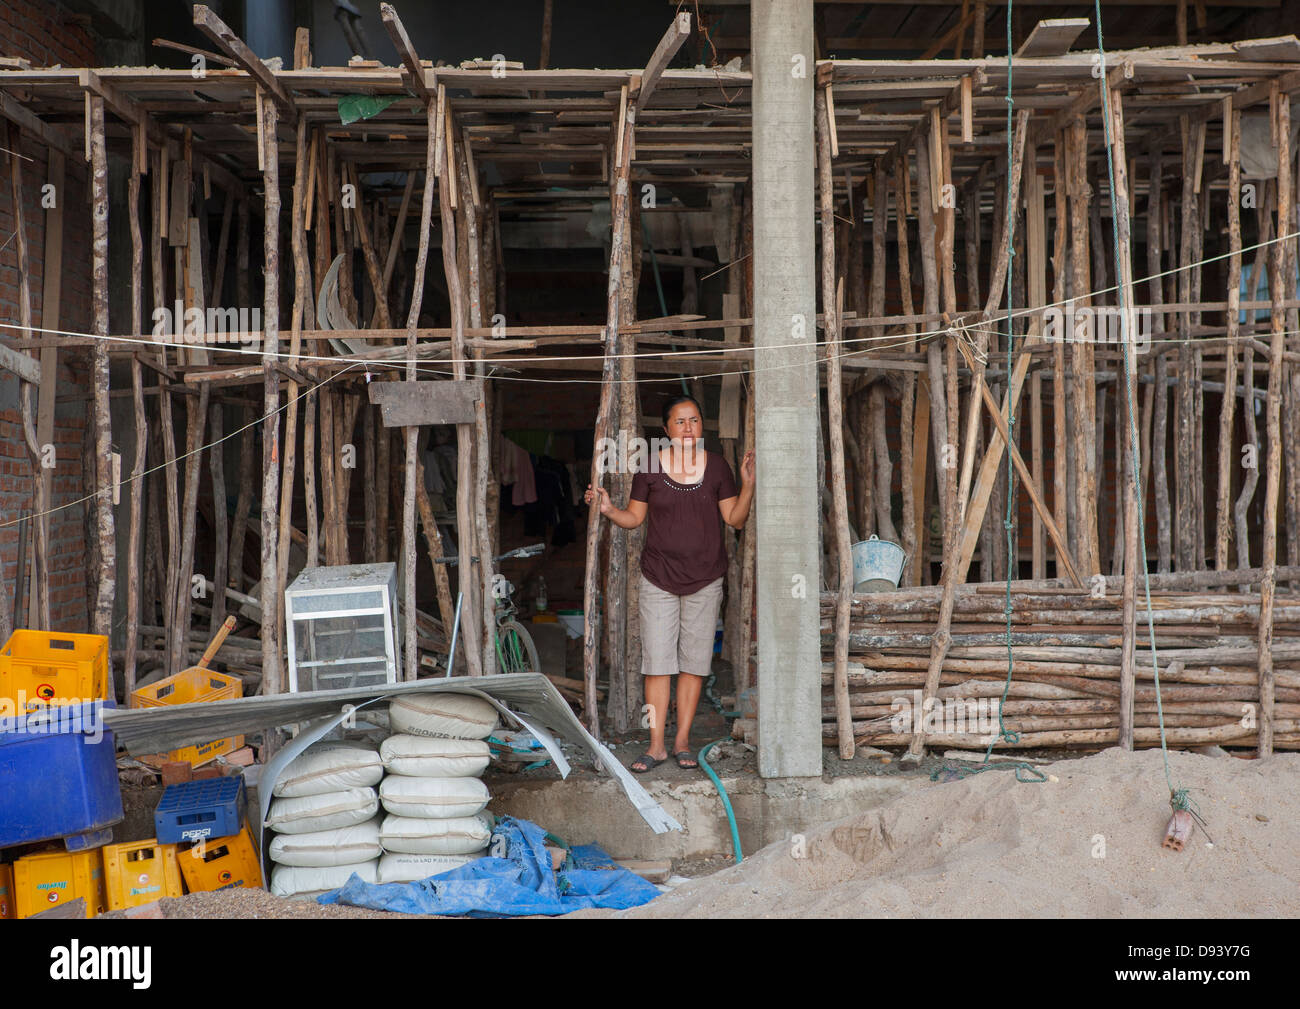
[573,746,1300,919]
[102,745,1298,919]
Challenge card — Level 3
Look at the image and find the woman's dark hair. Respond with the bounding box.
[661,394,703,427]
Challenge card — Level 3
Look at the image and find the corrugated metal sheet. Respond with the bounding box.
[103,674,680,834]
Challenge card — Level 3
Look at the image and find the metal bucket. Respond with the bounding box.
[851,535,906,593]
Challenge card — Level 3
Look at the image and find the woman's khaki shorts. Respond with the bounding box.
[639,574,724,677]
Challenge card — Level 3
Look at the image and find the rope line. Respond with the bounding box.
[934,0,1045,785]
[1095,1,1194,819]
[1,227,1295,374]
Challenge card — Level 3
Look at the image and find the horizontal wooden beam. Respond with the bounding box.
[0,342,41,384]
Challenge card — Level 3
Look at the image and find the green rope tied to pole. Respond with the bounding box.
[930,2,1044,787]
[1094,0,1194,816]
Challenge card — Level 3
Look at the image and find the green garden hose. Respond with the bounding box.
[698,739,743,864]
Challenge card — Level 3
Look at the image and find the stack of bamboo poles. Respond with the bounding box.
[815,579,1300,750]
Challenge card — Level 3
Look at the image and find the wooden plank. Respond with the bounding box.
[1232,36,1300,62]
[0,93,78,160]
[960,75,974,142]
[1015,18,1091,58]
[192,4,293,112]
[167,160,189,246]
[379,2,433,97]
[638,11,693,108]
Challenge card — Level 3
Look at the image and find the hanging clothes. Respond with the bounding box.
[506,441,538,507]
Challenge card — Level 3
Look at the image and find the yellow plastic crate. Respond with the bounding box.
[0,863,13,919]
[102,839,183,910]
[13,848,106,919]
[130,667,244,767]
[178,824,263,893]
[0,630,109,713]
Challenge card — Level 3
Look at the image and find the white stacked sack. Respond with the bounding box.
[376,693,498,884]
[265,741,384,897]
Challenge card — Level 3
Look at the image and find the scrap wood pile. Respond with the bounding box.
[816,577,1300,751]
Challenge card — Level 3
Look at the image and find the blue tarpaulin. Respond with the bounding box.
[316,816,660,917]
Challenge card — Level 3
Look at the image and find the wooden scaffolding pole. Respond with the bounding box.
[452,129,496,676]
[817,86,855,759]
[258,89,283,694]
[438,103,484,678]
[405,102,449,678]
[1104,88,1140,750]
[6,123,49,639]
[1258,93,1291,758]
[276,111,312,648]
[88,95,116,637]
[1068,116,1100,577]
[1175,114,1200,571]
[1217,110,1243,573]
[583,87,636,736]
[124,124,146,695]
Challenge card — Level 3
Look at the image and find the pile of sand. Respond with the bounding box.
[601,747,1300,918]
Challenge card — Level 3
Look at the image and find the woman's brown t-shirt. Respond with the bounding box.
[629,451,738,595]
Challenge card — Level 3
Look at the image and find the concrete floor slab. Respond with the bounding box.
[488,771,922,861]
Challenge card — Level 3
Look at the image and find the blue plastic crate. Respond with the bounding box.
[154,776,245,844]
[0,700,123,851]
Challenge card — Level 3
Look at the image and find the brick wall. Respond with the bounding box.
[0,0,94,67]
[1,0,97,631]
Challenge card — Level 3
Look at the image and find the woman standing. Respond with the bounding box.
[585,395,755,771]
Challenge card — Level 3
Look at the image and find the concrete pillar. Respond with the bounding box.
[751,0,822,778]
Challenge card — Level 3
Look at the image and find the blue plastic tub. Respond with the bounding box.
[0,700,123,851]
[154,776,245,844]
